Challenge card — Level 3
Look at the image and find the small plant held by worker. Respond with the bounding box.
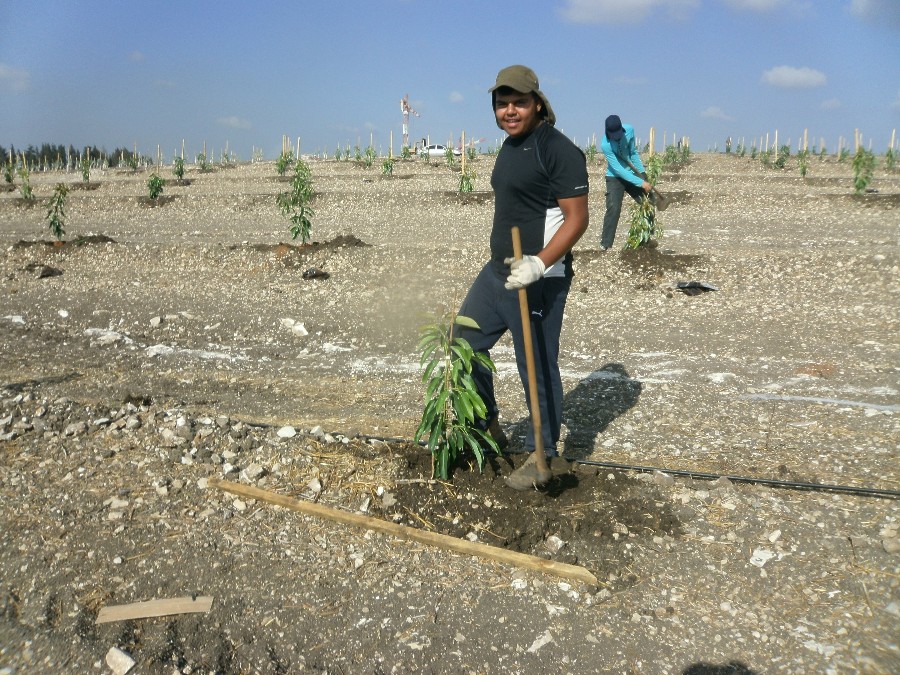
[624,195,662,250]
[45,183,69,240]
[147,173,166,200]
[276,158,314,243]
[415,313,499,480]
[458,166,475,193]
[852,147,875,193]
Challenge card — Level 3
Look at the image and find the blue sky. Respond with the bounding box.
[1,0,898,161]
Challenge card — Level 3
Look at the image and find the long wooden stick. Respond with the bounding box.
[510,227,552,485]
[208,477,597,586]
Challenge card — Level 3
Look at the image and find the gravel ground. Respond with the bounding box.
[0,152,897,674]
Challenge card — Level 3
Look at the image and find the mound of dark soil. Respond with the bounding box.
[381,443,682,584]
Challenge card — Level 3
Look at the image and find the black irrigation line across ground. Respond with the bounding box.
[353,434,900,500]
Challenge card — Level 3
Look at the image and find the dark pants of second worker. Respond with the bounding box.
[456,263,571,456]
[601,176,646,249]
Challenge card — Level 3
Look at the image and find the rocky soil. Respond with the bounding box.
[0,152,898,674]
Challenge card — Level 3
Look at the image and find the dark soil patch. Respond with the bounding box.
[443,190,494,205]
[9,198,39,209]
[575,244,706,276]
[72,233,117,246]
[245,233,369,255]
[170,179,193,187]
[846,192,900,208]
[659,189,692,206]
[12,234,117,250]
[362,176,413,183]
[0,184,15,193]
[68,182,101,191]
[619,244,706,275]
[802,176,855,188]
[137,195,176,207]
[378,443,682,586]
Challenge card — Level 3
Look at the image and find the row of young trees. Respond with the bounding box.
[1,143,141,170]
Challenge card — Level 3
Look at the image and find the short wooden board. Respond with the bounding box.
[96,596,213,624]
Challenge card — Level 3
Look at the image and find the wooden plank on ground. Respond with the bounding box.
[96,596,214,624]
[208,477,599,586]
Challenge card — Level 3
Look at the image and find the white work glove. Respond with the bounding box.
[503,255,545,290]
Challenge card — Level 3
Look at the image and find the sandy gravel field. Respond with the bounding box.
[0,151,897,674]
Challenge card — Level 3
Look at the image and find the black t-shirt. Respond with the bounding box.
[489,123,588,277]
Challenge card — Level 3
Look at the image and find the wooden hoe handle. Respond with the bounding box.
[511,227,552,485]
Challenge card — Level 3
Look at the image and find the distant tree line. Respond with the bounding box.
[1,143,143,170]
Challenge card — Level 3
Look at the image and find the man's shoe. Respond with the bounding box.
[506,453,557,490]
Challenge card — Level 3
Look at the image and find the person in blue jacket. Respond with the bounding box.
[599,114,651,250]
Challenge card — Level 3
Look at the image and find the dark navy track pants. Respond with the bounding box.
[456,263,571,456]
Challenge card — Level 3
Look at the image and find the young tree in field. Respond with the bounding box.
[45,183,69,240]
[276,158,314,243]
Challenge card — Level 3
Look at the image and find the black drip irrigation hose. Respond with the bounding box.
[576,460,899,500]
[354,434,900,500]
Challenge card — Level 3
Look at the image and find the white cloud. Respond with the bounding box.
[761,65,826,89]
[558,0,698,24]
[0,63,30,92]
[719,0,783,9]
[701,106,734,121]
[129,51,145,62]
[850,0,900,29]
[820,98,841,110]
[449,91,464,103]
[719,0,814,17]
[217,116,252,130]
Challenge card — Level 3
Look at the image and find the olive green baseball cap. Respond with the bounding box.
[489,64,556,126]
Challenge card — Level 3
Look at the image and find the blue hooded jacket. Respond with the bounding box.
[601,123,645,187]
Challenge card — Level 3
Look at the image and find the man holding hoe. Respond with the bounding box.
[455,65,589,490]
[599,114,652,250]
